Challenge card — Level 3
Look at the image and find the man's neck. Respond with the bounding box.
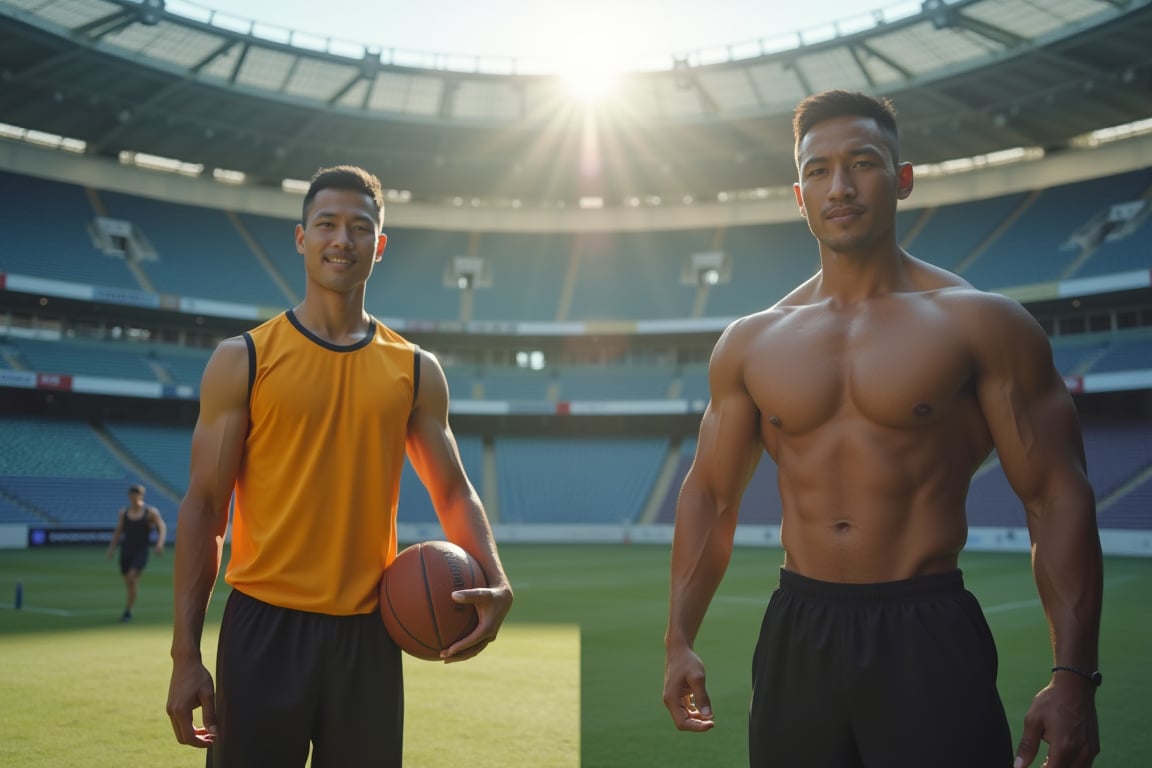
[293,293,372,345]
[815,245,911,304]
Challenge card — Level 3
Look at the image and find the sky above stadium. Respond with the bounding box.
[208,0,895,73]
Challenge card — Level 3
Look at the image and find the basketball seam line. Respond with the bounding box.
[419,543,444,650]
[383,572,439,653]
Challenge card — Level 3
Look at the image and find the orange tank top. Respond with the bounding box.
[226,310,418,614]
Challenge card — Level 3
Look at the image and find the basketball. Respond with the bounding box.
[379,540,487,660]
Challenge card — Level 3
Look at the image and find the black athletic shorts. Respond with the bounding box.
[119,547,148,575]
[749,568,1013,768]
[208,589,404,768]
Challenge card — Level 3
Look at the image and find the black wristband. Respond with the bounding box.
[1051,666,1102,687]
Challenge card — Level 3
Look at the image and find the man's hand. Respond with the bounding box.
[1014,676,1099,768]
[166,659,218,748]
[441,583,513,663]
[663,646,716,732]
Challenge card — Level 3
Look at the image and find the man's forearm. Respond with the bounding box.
[171,506,225,660]
[667,490,737,649]
[1030,493,1103,669]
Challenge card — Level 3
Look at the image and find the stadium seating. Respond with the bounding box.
[1,164,1151,532]
[0,170,137,289]
[367,227,471,321]
[1050,336,1113,376]
[706,221,820,318]
[0,413,1148,529]
[102,422,194,497]
[396,435,485,524]
[1102,475,1152,530]
[9,337,158,380]
[0,495,41,525]
[1081,421,1152,499]
[495,436,668,524]
[902,192,1030,272]
[960,169,1152,290]
[1,336,211,386]
[98,190,290,307]
[556,364,674,401]
[470,231,570,322]
[479,367,555,401]
[149,345,212,388]
[3,168,1150,320]
[653,438,784,526]
[567,231,701,321]
[236,212,308,302]
[1088,336,1152,374]
[0,416,147,525]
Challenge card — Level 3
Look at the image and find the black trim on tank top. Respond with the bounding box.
[242,332,256,401]
[285,309,376,352]
[412,345,421,402]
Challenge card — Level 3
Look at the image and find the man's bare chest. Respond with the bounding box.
[744,301,976,432]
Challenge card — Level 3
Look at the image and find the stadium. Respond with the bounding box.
[0,0,1150,766]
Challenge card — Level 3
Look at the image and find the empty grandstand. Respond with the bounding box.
[0,0,1150,554]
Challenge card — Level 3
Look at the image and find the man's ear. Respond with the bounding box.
[295,223,306,254]
[375,232,388,261]
[896,162,914,200]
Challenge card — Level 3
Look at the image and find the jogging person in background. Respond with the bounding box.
[165,165,513,767]
[106,483,166,622]
[663,90,1102,768]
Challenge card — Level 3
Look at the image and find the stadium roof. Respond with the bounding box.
[1,0,1151,205]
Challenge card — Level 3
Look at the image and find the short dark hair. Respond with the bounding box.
[793,90,900,164]
[301,165,385,227]
[128,484,144,494]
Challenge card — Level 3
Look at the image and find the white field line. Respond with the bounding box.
[0,604,118,617]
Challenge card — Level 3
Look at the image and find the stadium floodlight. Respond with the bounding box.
[447,256,489,291]
[683,251,729,287]
[516,350,546,371]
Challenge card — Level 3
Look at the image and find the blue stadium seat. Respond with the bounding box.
[470,231,569,322]
[567,230,701,321]
[396,435,485,524]
[99,190,289,306]
[962,170,1152,290]
[368,227,470,321]
[0,171,138,289]
[495,437,667,524]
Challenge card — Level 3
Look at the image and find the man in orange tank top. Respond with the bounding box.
[166,165,513,767]
[663,91,1101,768]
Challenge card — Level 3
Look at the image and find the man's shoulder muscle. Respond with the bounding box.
[934,288,1041,342]
[195,336,251,424]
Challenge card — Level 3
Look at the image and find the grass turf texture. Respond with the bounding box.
[1,543,1149,766]
[0,546,577,768]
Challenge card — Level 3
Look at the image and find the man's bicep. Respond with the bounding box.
[977,316,1088,511]
[987,384,1088,510]
[689,344,763,507]
[406,353,471,501]
[185,341,249,510]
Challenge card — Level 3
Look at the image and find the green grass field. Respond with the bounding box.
[1,543,1149,767]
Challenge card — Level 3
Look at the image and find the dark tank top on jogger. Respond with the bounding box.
[121,508,152,552]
